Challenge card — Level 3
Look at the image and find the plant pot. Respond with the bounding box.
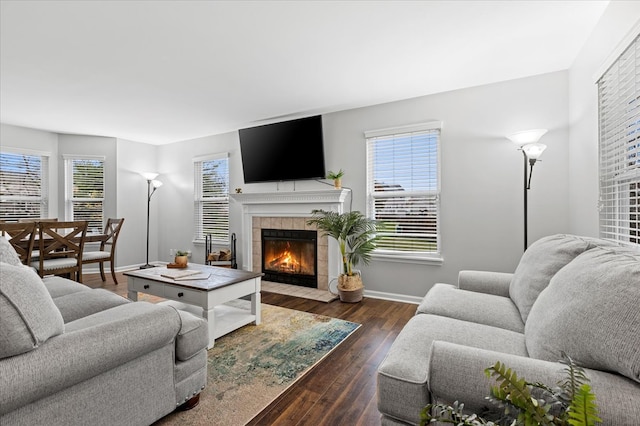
[333,178,342,189]
[174,255,188,266]
[338,286,363,303]
[338,274,363,302]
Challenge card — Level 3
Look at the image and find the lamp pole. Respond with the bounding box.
[507,129,547,253]
[523,150,529,252]
[140,173,162,269]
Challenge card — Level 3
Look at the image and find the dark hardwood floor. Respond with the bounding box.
[82,271,417,426]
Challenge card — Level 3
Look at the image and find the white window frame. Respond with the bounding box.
[64,155,105,233]
[365,121,442,264]
[597,33,640,246]
[193,153,229,244]
[0,148,50,221]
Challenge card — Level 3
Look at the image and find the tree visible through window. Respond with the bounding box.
[194,154,229,243]
[365,122,441,259]
[65,157,104,232]
[0,151,49,221]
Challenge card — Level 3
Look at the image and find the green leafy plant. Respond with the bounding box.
[175,250,188,256]
[326,169,344,180]
[420,354,601,426]
[307,209,378,276]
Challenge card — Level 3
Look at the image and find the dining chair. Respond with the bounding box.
[0,221,37,265]
[81,218,125,284]
[31,220,88,282]
[18,218,58,222]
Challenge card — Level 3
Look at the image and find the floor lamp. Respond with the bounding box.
[507,129,547,252]
[140,172,163,269]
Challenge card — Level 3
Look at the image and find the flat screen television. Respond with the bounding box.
[238,115,326,183]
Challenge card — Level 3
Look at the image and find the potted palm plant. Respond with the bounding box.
[307,209,378,302]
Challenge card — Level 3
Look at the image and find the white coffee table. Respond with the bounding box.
[124,264,263,349]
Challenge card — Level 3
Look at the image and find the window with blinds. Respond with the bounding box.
[65,156,104,232]
[194,153,229,243]
[0,151,49,221]
[365,122,441,260]
[598,34,639,246]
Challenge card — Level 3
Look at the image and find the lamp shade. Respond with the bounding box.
[507,129,548,146]
[140,172,159,180]
[151,179,163,188]
[522,143,547,160]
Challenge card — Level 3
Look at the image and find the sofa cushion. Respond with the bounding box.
[377,313,527,425]
[175,309,209,361]
[42,276,92,299]
[416,283,524,333]
[525,246,640,383]
[510,234,599,323]
[0,262,65,358]
[52,288,130,323]
[0,235,22,266]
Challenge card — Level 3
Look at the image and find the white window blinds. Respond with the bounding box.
[365,122,441,257]
[194,154,229,243]
[598,34,640,245]
[65,157,105,232]
[0,151,49,221]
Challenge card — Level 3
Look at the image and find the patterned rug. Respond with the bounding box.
[153,301,360,425]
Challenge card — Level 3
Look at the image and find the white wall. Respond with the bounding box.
[0,123,59,216]
[568,3,640,237]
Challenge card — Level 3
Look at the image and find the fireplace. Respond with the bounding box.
[261,228,317,288]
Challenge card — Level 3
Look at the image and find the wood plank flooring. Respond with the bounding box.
[82,271,417,426]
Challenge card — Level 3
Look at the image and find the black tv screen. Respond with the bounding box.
[239,115,326,183]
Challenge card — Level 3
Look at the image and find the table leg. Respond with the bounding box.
[128,290,138,301]
[251,291,261,325]
[202,307,216,349]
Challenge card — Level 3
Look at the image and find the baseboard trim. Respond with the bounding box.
[363,289,421,305]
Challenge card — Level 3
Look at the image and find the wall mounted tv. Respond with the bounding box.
[238,115,326,183]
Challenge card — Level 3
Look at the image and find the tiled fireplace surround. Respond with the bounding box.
[231,189,350,292]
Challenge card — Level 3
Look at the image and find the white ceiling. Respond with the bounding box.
[0,0,610,145]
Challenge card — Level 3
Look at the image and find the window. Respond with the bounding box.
[365,122,441,261]
[0,150,49,221]
[598,34,639,245]
[65,156,104,232]
[194,153,229,243]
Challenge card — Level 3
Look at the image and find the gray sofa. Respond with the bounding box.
[377,234,640,425]
[0,237,209,426]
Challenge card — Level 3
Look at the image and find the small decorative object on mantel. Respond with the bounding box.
[326,169,344,189]
[235,188,242,193]
[307,209,379,303]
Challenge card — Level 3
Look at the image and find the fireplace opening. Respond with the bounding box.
[261,228,317,288]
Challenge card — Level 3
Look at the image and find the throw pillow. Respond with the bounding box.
[0,235,22,266]
[509,234,596,323]
[0,262,65,358]
[525,247,640,383]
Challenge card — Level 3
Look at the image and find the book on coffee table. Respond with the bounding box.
[160,269,209,280]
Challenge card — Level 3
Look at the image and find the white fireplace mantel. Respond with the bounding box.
[230,189,350,208]
[230,189,350,287]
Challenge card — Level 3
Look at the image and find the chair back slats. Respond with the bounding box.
[36,220,88,282]
[0,222,37,264]
[82,218,125,284]
[102,218,125,250]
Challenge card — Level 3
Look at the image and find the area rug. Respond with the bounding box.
[153,301,360,426]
